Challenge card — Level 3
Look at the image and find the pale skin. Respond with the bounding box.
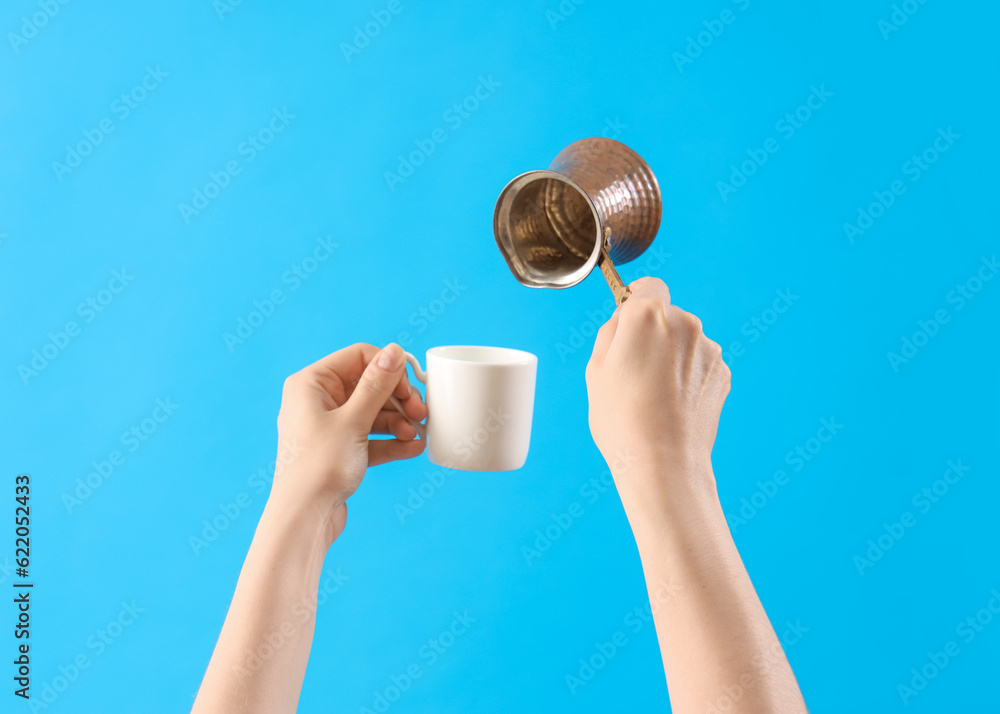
[586,277,807,713]
[192,277,807,713]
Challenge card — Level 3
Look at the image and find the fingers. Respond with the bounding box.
[342,343,410,429]
[311,343,420,410]
[590,278,672,366]
[285,343,381,410]
[393,373,414,401]
[590,309,620,364]
[615,278,672,333]
[393,382,428,423]
[628,276,671,305]
[665,304,702,342]
[370,409,419,440]
[369,437,426,467]
[285,344,427,420]
[301,342,379,381]
[663,305,729,388]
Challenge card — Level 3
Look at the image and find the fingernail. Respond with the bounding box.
[377,344,403,371]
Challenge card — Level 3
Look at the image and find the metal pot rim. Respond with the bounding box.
[492,169,602,290]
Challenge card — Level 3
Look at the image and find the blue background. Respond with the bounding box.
[1,0,997,711]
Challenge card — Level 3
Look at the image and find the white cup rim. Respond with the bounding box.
[426,345,537,366]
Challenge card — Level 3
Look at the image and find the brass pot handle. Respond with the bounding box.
[597,228,631,306]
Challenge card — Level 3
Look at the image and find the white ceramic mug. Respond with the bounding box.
[388,346,537,472]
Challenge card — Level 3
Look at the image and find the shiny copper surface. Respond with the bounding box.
[493,138,661,305]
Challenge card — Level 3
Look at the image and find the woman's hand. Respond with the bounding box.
[193,343,426,714]
[585,277,731,513]
[585,279,807,713]
[269,342,427,545]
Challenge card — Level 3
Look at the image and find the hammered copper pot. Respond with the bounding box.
[493,137,662,306]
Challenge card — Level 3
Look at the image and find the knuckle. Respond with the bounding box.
[626,297,666,324]
[631,276,667,294]
[281,373,300,394]
[593,322,614,347]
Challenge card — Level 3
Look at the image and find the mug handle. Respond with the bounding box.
[387,351,428,440]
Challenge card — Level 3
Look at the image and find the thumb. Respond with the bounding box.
[343,343,406,429]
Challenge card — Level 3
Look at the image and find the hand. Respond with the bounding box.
[585,278,730,512]
[269,343,427,545]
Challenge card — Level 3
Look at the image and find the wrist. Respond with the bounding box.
[612,446,717,499]
[259,488,339,557]
[628,490,728,559]
[613,458,723,544]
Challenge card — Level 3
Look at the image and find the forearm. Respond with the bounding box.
[624,462,807,714]
[192,496,332,714]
